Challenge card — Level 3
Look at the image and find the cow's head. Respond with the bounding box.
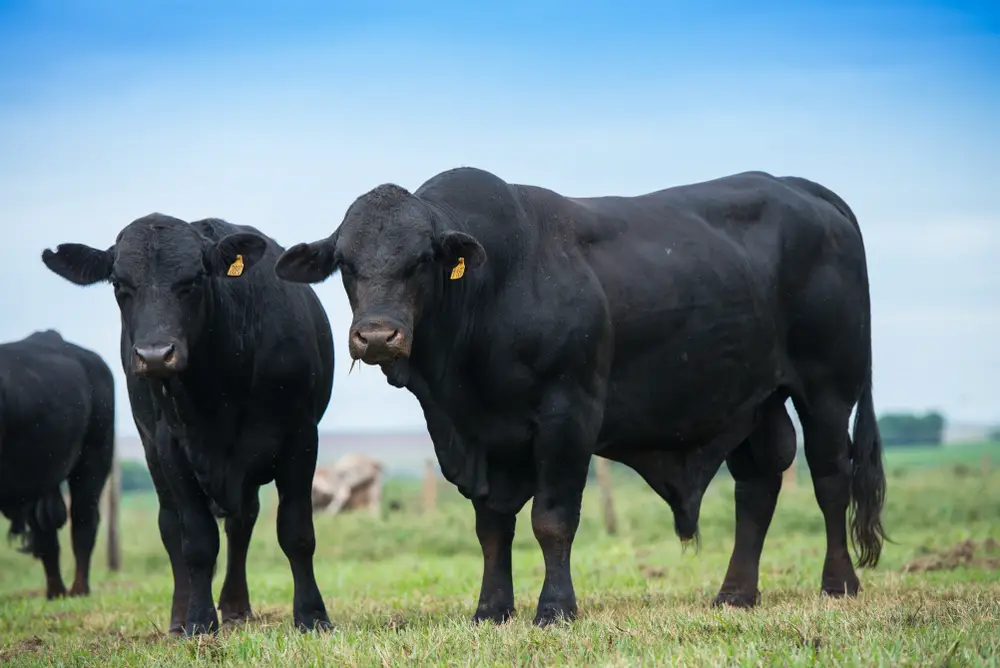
[274,184,486,374]
[42,214,267,378]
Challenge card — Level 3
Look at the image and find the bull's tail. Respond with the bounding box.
[849,352,888,568]
[7,491,68,558]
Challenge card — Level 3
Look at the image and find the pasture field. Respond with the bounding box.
[2,445,998,666]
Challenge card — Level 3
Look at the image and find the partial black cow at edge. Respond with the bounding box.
[0,329,116,600]
[41,215,335,637]
[275,167,887,627]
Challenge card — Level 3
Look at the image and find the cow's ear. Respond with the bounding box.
[205,233,268,278]
[436,231,486,277]
[41,243,114,286]
[274,235,339,284]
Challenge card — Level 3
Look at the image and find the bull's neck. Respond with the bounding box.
[410,258,500,392]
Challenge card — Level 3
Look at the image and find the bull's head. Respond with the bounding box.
[42,214,267,378]
[274,185,486,382]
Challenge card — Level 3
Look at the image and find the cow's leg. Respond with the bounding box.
[796,392,861,597]
[162,439,221,636]
[275,430,331,632]
[712,441,782,608]
[713,396,796,608]
[66,433,113,597]
[472,499,516,624]
[146,453,191,637]
[32,524,67,600]
[218,489,260,624]
[178,500,221,635]
[530,386,598,627]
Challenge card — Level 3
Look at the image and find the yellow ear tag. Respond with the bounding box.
[227,254,245,277]
[450,257,465,280]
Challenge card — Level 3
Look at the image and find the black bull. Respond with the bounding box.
[275,167,887,626]
[42,215,335,636]
[0,329,116,600]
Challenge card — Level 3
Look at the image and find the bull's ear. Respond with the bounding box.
[205,233,268,278]
[274,237,338,284]
[41,244,114,286]
[436,231,486,276]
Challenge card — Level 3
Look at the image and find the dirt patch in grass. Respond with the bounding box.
[0,635,46,661]
[902,538,1000,573]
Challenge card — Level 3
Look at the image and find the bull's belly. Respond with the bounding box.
[597,345,786,449]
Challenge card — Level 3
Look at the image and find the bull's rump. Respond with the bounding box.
[0,347,93,500]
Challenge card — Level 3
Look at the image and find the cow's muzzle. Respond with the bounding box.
[349,321,410,366]
[132,340,188,377]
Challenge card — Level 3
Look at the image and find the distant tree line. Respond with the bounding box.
[877,411,946,447]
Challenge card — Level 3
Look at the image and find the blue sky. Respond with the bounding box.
[1,0,998,436]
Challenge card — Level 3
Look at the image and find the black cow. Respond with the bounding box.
[41,214,335,636]
[0,329,116,600]
[274,167,887,627]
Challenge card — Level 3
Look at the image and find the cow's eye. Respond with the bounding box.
[174,276,203,296]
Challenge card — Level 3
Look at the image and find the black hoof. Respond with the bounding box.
[472,606,514,625]
[295,614,333,633]
[184,617,220,637]
[533,604,577,628]
[712,590,761,609]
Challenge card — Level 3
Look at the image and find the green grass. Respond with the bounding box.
[2,444,998,666]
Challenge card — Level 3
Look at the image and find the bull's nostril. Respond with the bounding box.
[386,329,400,344]
[352,330,368,346]
[163,344,175,364]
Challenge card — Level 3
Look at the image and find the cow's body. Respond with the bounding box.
[42,215,335,636]
[311,453,384,516]
[275,167,887,627]
[0,329,115,600]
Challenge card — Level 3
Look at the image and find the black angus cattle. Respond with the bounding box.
[41,215,335,637]
[274,167,887,627]
[0,329,116,600]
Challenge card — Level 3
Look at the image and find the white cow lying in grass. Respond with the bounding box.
[311,453,384,517]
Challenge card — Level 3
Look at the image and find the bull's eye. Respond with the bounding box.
[174,276,203,298]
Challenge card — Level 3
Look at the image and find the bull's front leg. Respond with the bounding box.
[178,499,221,635]
[163,438,221,636]
[472,499,516,624]
[530,385,600,627]
[275,429,331,632]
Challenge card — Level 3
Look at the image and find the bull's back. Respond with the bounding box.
[555,172,863,445]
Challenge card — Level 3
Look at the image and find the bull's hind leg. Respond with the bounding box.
[218,489,260,624]
[713,395,796,608]
[66,420,114,597]
[795,391,861,597]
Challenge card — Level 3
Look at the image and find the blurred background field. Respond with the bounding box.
[2,441,997,666]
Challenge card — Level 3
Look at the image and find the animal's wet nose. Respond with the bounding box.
[133,343,180,375]
[349,326,406,363]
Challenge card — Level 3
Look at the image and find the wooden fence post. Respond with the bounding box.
[422,459,438,515]
[106,457,121,572]
[594,457,618,535]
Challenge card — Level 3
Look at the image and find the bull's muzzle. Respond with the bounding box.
[132,340,187,377]
[349,322,410,365]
